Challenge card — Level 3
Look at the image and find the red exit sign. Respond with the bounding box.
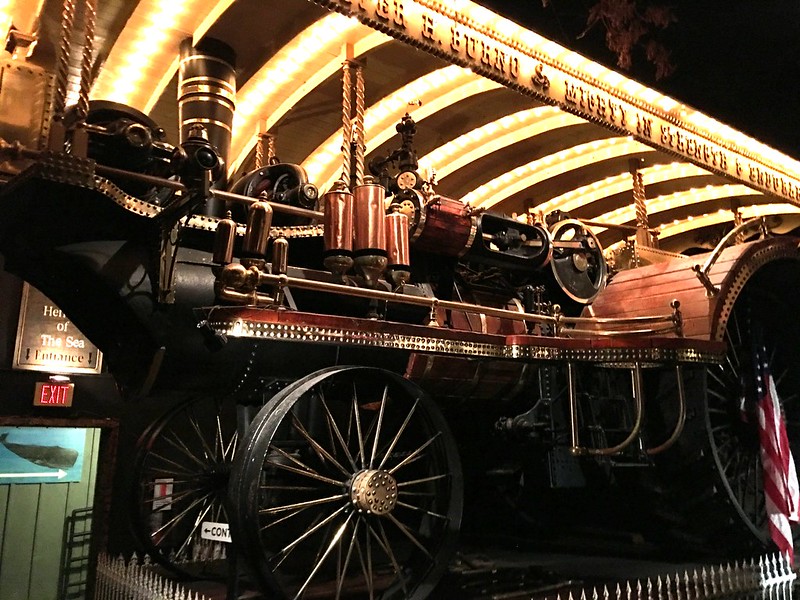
[34,381,74,407]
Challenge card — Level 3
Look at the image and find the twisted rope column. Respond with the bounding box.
[255,132,275,169]
[629,158,654,248]
[52,0,77,121]
[340,61,354,186]
[352,62,366,187]
[75,0,98,122]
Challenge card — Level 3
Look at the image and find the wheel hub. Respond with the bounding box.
[350,469,398,515]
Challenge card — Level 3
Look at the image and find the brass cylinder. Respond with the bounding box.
[212,211,236,264]
[386,208,410,269]
[243,201,273,257]
[352,178,387,254]
[323,185,354,254]
[272,236,289,275]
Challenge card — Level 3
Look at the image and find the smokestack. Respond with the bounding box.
[178,37,236,216]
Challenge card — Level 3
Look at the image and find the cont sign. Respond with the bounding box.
[201,521,232,543]
[14,283,102,374]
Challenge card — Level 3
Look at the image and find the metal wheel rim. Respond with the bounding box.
[229,366,463,599]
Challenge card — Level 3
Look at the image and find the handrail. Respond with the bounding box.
[692,217,769,296]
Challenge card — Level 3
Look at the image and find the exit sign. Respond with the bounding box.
[33,381,74,407]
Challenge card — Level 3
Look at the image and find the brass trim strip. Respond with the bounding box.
[180,117,232,133]
[209,318,723,364]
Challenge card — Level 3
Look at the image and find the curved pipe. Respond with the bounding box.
[646,365,687,455]
[571,363,646,457]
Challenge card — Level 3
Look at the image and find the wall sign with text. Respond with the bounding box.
[14,283,103,374]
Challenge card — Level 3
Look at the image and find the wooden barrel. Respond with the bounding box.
[585,237,800,341]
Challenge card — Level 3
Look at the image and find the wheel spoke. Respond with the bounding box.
[369,385,390,469]
[294,513,355,600]
[267,444,345,487]
[335,518,360,600]
[367,520,408,596]
[319,390,358,471]
[151,490,213,539]
[146,450,197,477]
[398,473,449,487]
[271,504,349,567]
[385,513,433,560]
[162,432,208,470]
[353,383,367,470]
[187,406,216,462]
[259,493,347,515]
[266,457,345,487]
[353,519,375,600]
[378,397,420,470]
[388,432,441,475]
[291,414,352,478]
[396,500,448,520]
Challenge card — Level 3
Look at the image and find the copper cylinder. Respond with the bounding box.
[243,201,273,257]
[323,184,354,254]
[386,208,410,269]
[352,178,387,254]
[212,211,237,264]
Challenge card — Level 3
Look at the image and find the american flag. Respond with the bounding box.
[755,343,800,561]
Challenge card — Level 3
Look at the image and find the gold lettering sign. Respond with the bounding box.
[319,0,800,206]
[14,283,103,374]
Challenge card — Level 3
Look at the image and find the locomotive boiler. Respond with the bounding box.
[1,25,799,600]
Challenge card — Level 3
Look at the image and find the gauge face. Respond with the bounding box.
[396,170,418,190]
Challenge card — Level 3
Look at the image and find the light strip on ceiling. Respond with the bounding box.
[656,203,800,242]
[592,184,763,229]
[537,163,710,217]
[463,138,655,210]
[306,66,501,190]
[228,15,387,176]
[90,0,236,112]
[420,106,583,180]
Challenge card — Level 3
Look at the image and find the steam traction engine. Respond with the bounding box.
[1,33,799,600]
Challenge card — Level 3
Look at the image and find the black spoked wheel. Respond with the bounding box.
[705,289,800,543]
[131,395,238,578]
[229,366,463,599]
[638,266,800,555]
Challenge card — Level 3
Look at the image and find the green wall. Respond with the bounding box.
[0,428,100,600]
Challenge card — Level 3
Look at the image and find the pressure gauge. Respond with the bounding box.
[396,170,418,190]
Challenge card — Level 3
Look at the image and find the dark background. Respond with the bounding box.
[478,1,800,159]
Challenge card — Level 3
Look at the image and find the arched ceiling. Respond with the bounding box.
[14,0,800,253]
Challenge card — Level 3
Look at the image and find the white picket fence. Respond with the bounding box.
[93,553,210,600]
